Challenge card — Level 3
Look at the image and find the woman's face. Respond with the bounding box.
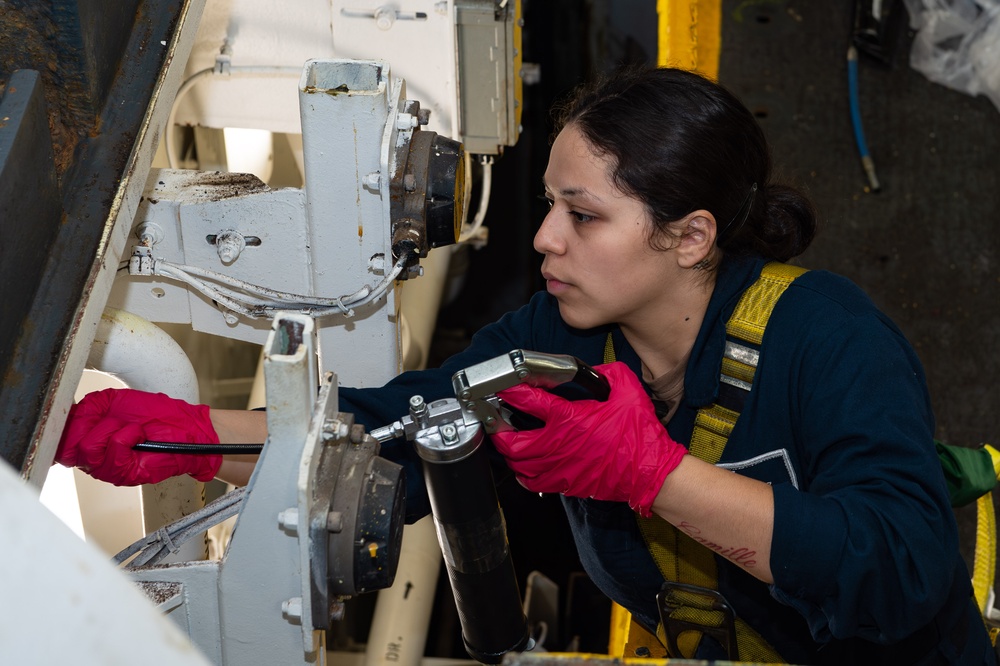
[535,124,683,331]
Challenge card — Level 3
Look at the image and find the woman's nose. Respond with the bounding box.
[533,209,564,255]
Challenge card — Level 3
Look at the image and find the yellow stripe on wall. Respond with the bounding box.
[657,0,722,80]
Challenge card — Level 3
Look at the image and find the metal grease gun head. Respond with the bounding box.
[369,350,610,444]
[450,349,610,434]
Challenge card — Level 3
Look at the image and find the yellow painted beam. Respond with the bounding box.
[609,602,668,659]
[657,0,722,80]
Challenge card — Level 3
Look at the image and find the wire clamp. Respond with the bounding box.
[335,296,355,318]
[155,526,181,555]
[128,245,156,276]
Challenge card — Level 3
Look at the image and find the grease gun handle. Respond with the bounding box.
[568,358,610,401]
[451,349,610,433]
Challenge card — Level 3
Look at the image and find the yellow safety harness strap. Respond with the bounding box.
[973,444,1000,646]
[606,262,806,661]
[974,492,997,610]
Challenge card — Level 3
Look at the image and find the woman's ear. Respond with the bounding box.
[675,209,718,269]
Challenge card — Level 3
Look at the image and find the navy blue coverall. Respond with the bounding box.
[341,255,994,664]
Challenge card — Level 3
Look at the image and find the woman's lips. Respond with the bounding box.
[543,273,570,294]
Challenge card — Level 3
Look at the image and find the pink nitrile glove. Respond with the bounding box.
[56,388,222,487]
[491,361,687,517]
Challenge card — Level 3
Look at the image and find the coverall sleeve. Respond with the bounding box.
[768,301,959,644]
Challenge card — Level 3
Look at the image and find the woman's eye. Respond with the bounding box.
[537,194,593,222]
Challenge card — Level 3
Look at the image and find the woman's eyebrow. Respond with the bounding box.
[541,178,605,203]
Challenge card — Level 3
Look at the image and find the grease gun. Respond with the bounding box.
[370,349,610,663]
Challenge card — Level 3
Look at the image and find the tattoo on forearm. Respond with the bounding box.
[678,521,757,568]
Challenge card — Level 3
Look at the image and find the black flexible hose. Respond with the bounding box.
[133,441,264,455]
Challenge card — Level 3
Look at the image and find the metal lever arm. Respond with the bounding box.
[451,349,609,433]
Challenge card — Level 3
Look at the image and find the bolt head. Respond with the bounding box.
[281,597,303,620]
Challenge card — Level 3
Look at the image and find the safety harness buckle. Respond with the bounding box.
[656,581,739,661]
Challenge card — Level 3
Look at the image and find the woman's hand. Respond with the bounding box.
[56,388,222,486]
[490,361,686,516]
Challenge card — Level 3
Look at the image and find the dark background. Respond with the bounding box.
[427,0,1000,653]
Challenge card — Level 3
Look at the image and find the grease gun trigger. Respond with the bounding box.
[451,349,609,434]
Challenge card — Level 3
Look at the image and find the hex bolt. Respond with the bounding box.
[409,395,428,426]
[396,113,419,130]
[369,253,386,273]
[136,222,164,246]
[363,171,381,189]
[440,423,459,446]
[350,424,367,444]
[403,173,416,192]
[281,597,303,621]
[322,419,349,443]
[326,511,344,533]
[277,508,299,534]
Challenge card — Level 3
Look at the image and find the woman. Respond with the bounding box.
[57,66,995,664]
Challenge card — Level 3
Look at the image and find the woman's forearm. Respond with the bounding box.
[650,455,775,584]
[210,409,268,486]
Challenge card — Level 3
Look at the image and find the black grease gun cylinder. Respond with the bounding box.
[415,421,531,664]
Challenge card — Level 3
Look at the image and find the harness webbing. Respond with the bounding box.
[974,444,1000,645]
[605,261,807,661]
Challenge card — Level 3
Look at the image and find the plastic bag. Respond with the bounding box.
[903,0,1000,112]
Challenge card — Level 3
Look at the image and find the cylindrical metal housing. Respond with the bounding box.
[415,424,530,664]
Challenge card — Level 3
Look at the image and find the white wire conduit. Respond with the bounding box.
[459,155,493,245]
[165,65,302,169]
[142,253,409,321]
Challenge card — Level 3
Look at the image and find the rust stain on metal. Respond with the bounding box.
[187,170,270,201]
[0,3,96,179]
[2,363,23,390]
[303,83,350,96]
[136,581,182,606]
